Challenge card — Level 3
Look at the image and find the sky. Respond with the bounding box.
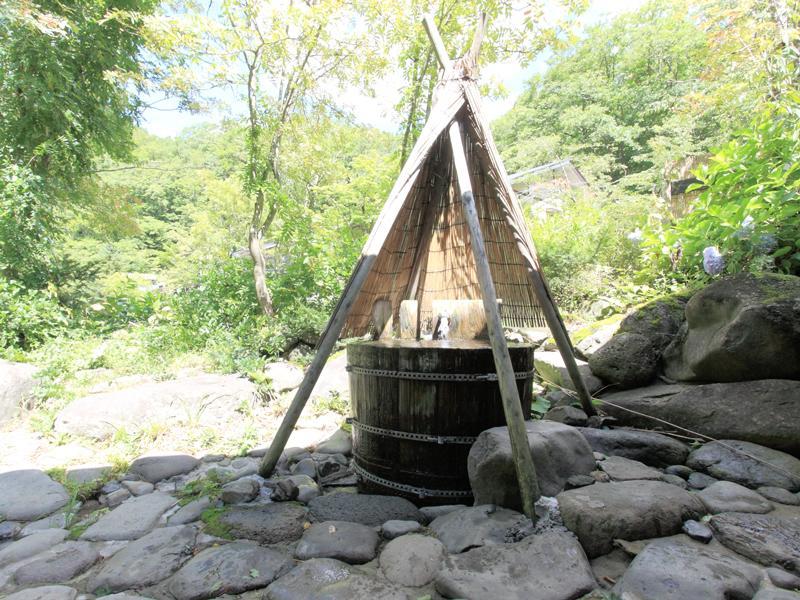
[140,0,646,138]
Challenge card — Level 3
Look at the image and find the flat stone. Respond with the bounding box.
[435,529,595,600]
[688,440,800,491]
[661,473,688,489]
[219,502,307,544]
[688,472,719,490]
[683,519,713,543]
[429,505,527,554]
[20,510,70,535]
[534,351,603,394]
[167,542,294,600]
[543,405,588,426]
[104,488,131,508]
[613,536,763,599]
[566,474,595,489]
[380,533,445,587]
[264,557,409,600]
[167,496,212,525]
[5,586,77,600]
[221,478,260,504]
[710,512,800,572]
[80,492,178,541]
[308,493,421,527]
[0,521,20,540]
[0,359,36,424]
[767,567,800,590]
[65,465,112,486]
[129,454,200,483]
[0,529,68,567]
[0,470,69,521]
[121,480,154,496]
[87,525,197,593]
[598,456,663,481]
[263,360,304,393]
[13,541,99,585]
[557,480,705,557]
[314,428,352,455]
[590,548,631,589]
[381,520,422,539]
[576,427,689,468]
[665,465,693,479]
[419,504,465,524]
[759,487,800,506]
[468,420,596,511]
[295,520,379,563]
[297,483,320,503]
[753,589,800,599]
[698,481,774,514]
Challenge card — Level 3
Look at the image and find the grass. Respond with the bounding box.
[200,507,233,539]
[177,471,225,505]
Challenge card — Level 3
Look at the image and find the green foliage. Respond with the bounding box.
[645,97,800,277]
[178,471,225,505]
[200,507,233,539]
[0,277,68,350]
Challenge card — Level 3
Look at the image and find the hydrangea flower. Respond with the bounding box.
[702,246,725,276]
[626,228,643,245]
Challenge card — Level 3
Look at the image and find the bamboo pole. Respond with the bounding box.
[448,120,540,519]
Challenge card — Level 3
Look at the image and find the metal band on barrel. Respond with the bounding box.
[351,461,473,499]
[346,365,534,382]
[347,417,477,444]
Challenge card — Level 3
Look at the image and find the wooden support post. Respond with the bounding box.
[258,254,378,476]
[448,120,540,519]
[423,14,450,69]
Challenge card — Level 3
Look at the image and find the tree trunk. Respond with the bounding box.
[249,225,273,316]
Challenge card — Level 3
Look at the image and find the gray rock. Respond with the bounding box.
[599,380,800,455]
[576,427,689,468]
[543,405,588,426]
[590,548,631,590]
[218,502,307,544]
[662,273,800,382]
[598,456,663,481]
[534,351,603,394]
[429,505,527,554]
[295,520,379,563]
[0,521,20,540]
[263,360,304,393]
[688,471,719,490]
[468,420,596,511]
[767,567,800,590]
[381,520,422,539]
[101,595,157,600]
[557,480,705,557]
[688,440,800,491]
[167,496,212,525]
[566,474,595,489]
[104,487,132,508]
[435,529,595,600]
[380,533,445,587]
[80,492,178,541]
[0,470,69,521]
[121,480,154,496]
[613,535,763,599]
[291,457,317,479]
[19,509,72,536]
[315,428,352,455]
[5,586,77,600]
[264,557,409,600]
[575,320,623,360]
[309,352,350,404]
[760,486,800,506]
[665,465,693,479]
[710,511,800,572]
[683,519,713,543]
[661,473,688,489]
[0,359,36,423]
[753,590,800,600]
[220,478,259,504]
[65,465,112,487]
[698,481,774,514]
[13,541,99,585]
[129,454,200,483]
[167,542,294,600]
[588,332,660,389]
[270,478,299,502]
[297,483,320,503]
[0,529,67,567]
[54,374,257,440]
[617,295,688,351]
[87,525,197,593]
[308,493,421,527]
[419,504,465,524]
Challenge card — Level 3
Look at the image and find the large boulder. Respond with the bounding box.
[588,332,660,389]
[54,373,257,440]
[687,440,800,492]
[557,480,705,557]
[0,360,37,423]
[468,420,596,511]
[576,427,689,468]
[598,380,800,455]
[617,295,688,351]
[710,511,800,573]
[0,470,69,521]
[613,536,763,599]
[663,273,800,382]
[434,529,596,600]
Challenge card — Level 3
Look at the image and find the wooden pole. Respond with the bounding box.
[423,14,450,69]
[448,120,540,519]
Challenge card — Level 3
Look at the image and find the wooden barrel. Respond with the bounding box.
[347,339,534,505]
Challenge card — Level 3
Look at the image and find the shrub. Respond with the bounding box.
[0,277,69,350]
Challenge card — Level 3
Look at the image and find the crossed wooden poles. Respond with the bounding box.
[258,15,596,520]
